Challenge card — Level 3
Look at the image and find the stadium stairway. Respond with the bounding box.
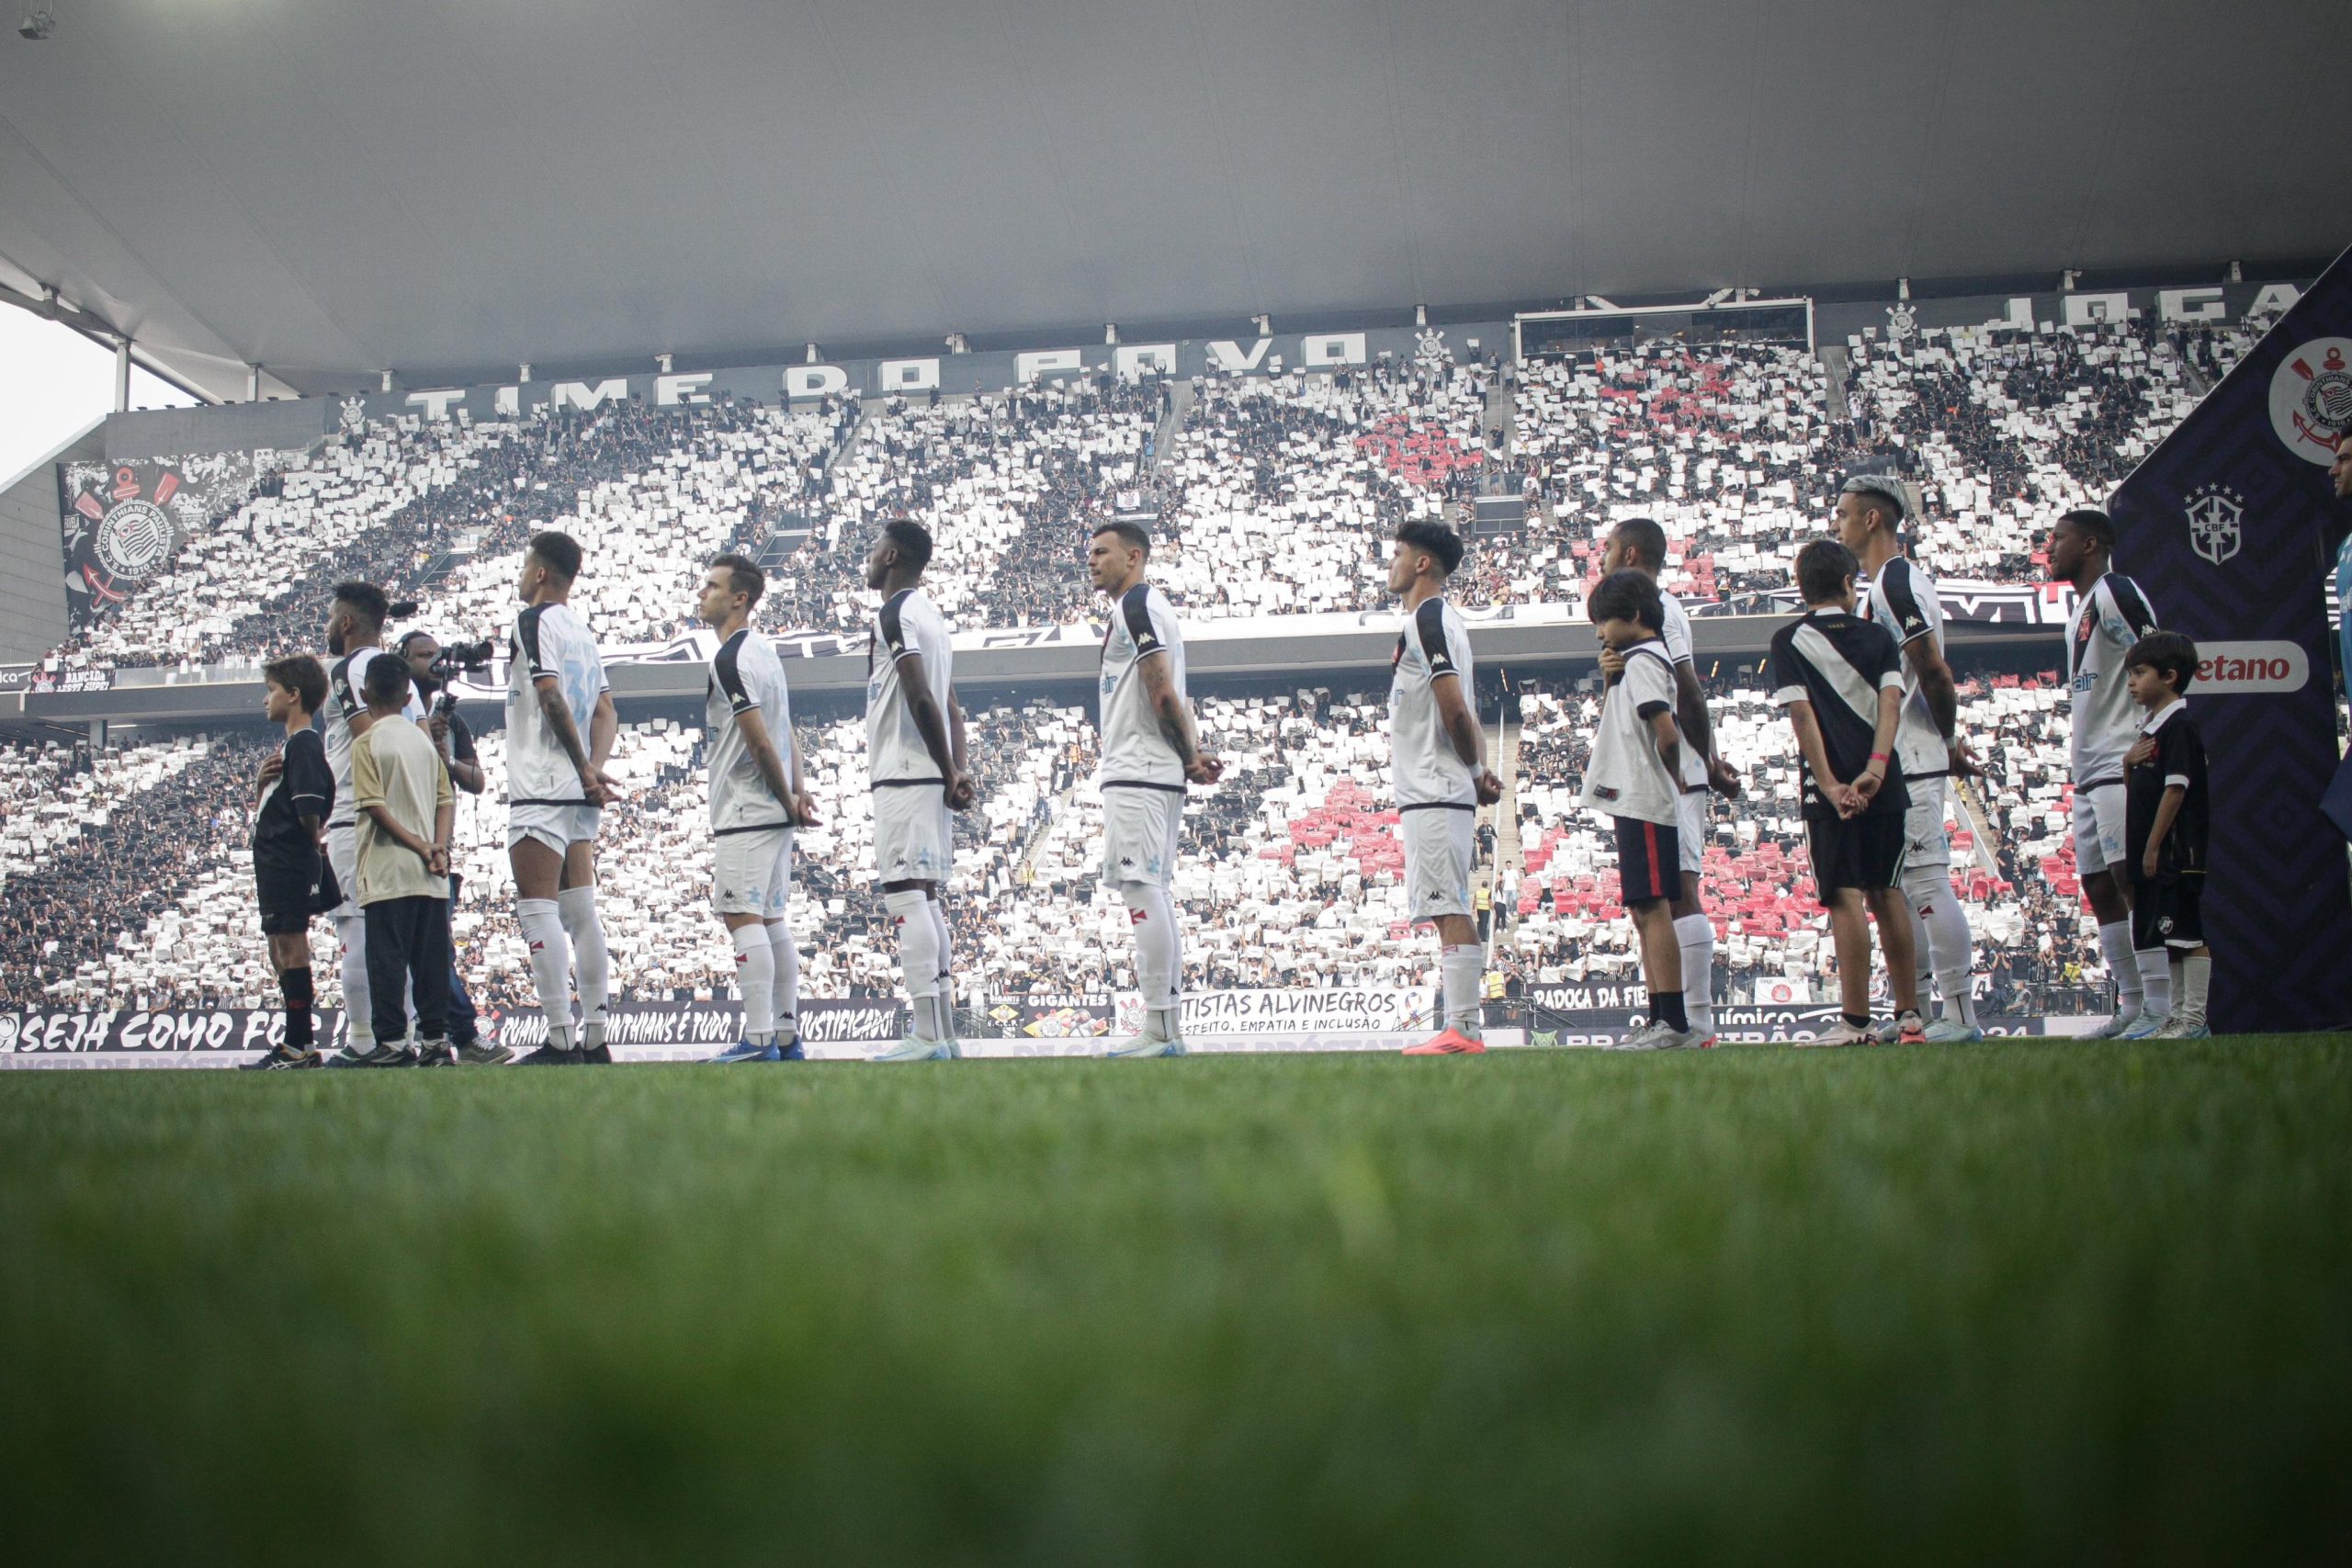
[1819,344,1853,419]
[1484,711,1521,954]
[1484,367,1515,459]
[1148,378,1193,477]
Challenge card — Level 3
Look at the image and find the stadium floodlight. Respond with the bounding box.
[19,7,55,39]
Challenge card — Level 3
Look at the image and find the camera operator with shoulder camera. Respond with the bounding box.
[400,631,506,1063]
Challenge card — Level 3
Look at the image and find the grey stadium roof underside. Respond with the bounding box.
[1,0,2345,403]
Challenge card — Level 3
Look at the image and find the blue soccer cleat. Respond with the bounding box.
[707,1037,781,1065]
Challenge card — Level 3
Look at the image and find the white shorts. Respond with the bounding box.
[1400,806,1476,920]
[326,822,360,920]
[1674,788,1708,878]
[2071,782,2127,876]
[508,800,602,855]
[873,782,951,884]
[712,825,794,919]
[1903,775,1952,872]
[1101,784,1183,889]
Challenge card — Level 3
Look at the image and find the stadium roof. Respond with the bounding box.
[1,0,2340,401]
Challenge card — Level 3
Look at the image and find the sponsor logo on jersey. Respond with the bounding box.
[2269,338,2352,462]
[2182,484,2243,566]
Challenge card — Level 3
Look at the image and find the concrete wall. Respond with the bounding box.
[0,421,98,661]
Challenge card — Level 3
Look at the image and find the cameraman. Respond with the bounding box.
[400,631,505,1064]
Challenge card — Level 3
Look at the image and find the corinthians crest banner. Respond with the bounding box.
[2107,245,2352,1032]
[54,454,283,630]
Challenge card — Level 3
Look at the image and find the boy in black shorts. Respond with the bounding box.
[2122,632,2211,1039]
[1769,539,1926,1046]
[243,655,337,1069]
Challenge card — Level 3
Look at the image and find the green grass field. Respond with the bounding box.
[4,1039,2348,1564]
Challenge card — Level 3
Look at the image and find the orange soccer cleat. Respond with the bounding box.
[1402,1028,1487,1055]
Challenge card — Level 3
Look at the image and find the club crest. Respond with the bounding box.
[2182,483,2244,566]
[2267,337,2352,464]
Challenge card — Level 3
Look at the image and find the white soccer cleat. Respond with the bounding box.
[2120,1010,2171,1040]
[1104,1033,1186,1058]
[1870,1017,1903,1044]
[1922,1018,1984,1044]
[870,1038,956,1063]
[1797,1020,1872,1048]
[2148,1014,2211,1040]
[2087,1009,2140,1039]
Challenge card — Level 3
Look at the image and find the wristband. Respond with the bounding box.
[1869,751,1889,763]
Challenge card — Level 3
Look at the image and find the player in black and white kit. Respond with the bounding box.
[698,553,817,1065]
[863,519,973,1063]
[1838,475,1984,1044]
[1087,520,1222,1057]
[1384,523,1503,1055]
[315,581,424,1064]
[2047,507,2166,1036]
[504,531,620,1066]
[1598,517,1741,1044]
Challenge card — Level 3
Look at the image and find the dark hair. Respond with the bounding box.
[528,530,584,582]
[1588,568,1662,632]
[332,581,390,629]
[1394,520,1465,576]
[1796,537,1860,605]
[1612,516,1668,571]
[2057,507,2117,552]
[263,654,328,715]
[362,649,414,706]
[879,518,933,574]
[1092,519,1152,555]
[710,551,764,606]
[2125,630,2199,694]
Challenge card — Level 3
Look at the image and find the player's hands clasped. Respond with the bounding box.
[791,789,822,828]
[1474,767,1503,806]
[944,770,976,810]
[1708,755,1742,798]
[1948,737,1983,778]
[1185,753,1225,786]
[577,764,622,807]
[427,843,450,876]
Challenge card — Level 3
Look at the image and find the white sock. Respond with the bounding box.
[730,925,775,1040]
[886,889,941,1041]
[2178,954,2211,1026]
[2098,920,2141,1015]
[334,914,373,1048]
[929,898,956,1038]
[767,920,799,1040]
[1905,867,1976,1027]
[2134,948,2173,1019]
[1441,943,1485,1039]
[558,886,609,1024]
[1672,913,1714,1033]
[517,897,572,1037]
[1122,881,1180,1036]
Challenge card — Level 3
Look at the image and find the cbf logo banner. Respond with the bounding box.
[54,453,288,630]
[2107,246,2352,1033]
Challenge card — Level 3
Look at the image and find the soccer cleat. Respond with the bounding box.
[240,1043,321,1071]
[326,1041,417,1068]
[871,1037,956,1063]
[1689,1031,1721,1049]
[775,1034,807,1061]
[1622,1024,1704,1051]
[1606,1023,1670,1051]
[2088,1009,2140,1039]
[707,1038,781,1065]
[579,1019,613,1064]
[2148,1015,2211,1040]
[1870,1018,1903,1044]
[1922,1018,1984,1044]
[1796,1020,1871,1048]
[1402,1028,1486,1055]
[458,1039,514,1066]
[515,1043,584,1066]
[2120,1010,2171,1040]
[1896,1012,1928,1046]
[412,1039,456,1067]
[1105,1033,1188,1058]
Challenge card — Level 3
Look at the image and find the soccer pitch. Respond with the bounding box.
[4,1040,2346,1562]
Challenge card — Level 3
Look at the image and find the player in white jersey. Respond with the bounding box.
[1838,474,1984,1043]
[1385,523,1504,1056]
[1597,517,1742,1044]
[862,519,974,1063]
[1088,520,1222,1057]
[697,554,817,1065]
[309,581,424,1065]
[503,531,620,1066]
[2048,507,2167,1036]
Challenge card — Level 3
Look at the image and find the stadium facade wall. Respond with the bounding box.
[0,420,100,662]
[103,400,331,461]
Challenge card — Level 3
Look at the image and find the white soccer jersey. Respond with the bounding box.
[1860,555,1951,781]
[707,626,796,833]
[1389,596,1476,808]
[321,644,424,829]
[1578,639,1682,825]
[505,601,609,806]
[1097,583,1188,788]
[865,587,953,784]
[1658,586,1694,667]
[2066,570,2161,788]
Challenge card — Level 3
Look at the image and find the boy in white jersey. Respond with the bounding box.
[863,519,974,1063]
[1598,516,1742,1044]
[698,554,818,1065]
[504,531,621,1066]
[1087,520,1223,1057]
[2047,507,2166,1036]
[1386,523,1505,1056]
[1837,474,1984,1044]
[306,581,424,1065]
